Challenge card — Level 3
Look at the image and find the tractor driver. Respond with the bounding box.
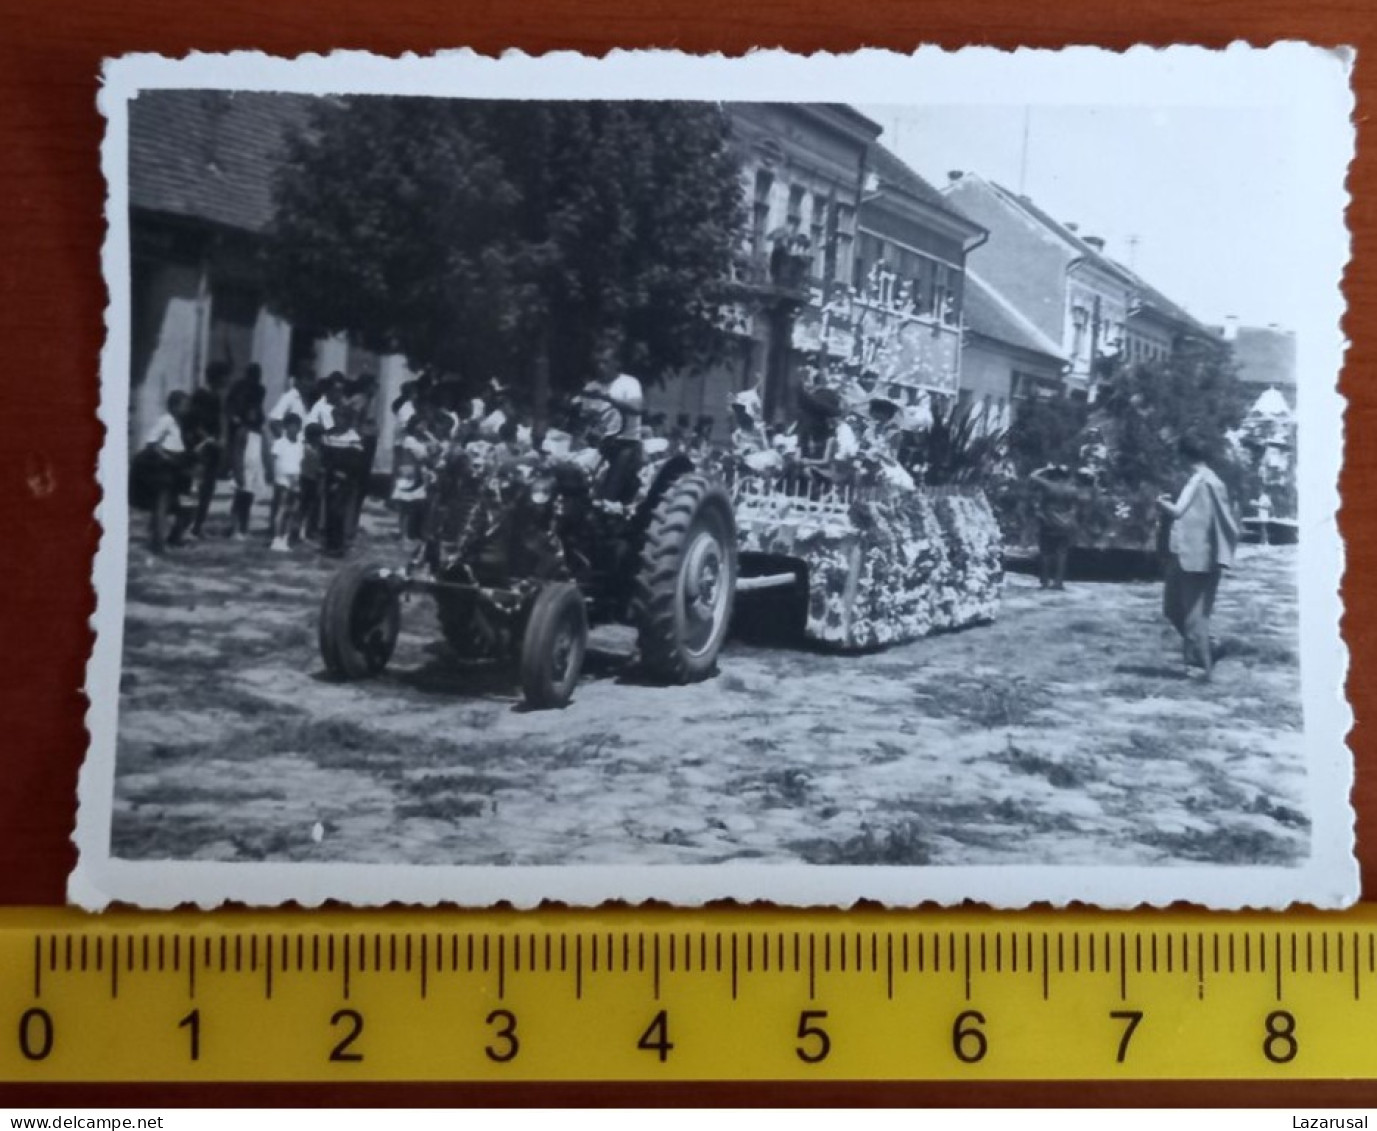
[580,371,645,504]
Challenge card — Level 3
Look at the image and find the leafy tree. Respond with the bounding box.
[1088,340,1253,498]
[1004,394,1087,475]
[263,97,744,409]
[995,343,1252,550]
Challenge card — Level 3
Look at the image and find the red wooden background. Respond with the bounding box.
[0,0,1374,1106]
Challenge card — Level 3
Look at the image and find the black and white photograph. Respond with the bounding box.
[74,46,1356,909]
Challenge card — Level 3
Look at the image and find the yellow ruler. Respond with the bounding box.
[2,907,1375,1082]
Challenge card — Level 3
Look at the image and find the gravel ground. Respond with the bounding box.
[108,499,1310,869]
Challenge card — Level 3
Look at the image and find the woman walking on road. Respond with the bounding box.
[1156,434,1240,680]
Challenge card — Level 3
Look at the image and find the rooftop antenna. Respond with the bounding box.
[1127,233,1141,269]
[1018,106,1031,194]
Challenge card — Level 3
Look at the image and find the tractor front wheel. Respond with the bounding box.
[519,582,588,709]
[319,561,401,679]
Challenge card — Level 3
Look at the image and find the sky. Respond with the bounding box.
[856,103,1303,332]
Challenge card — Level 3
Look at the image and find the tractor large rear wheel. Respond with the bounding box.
[632,473,737,683]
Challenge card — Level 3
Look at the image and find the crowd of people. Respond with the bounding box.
[727,363,944,495]
[132,364,673,557]
[133,363,379,557]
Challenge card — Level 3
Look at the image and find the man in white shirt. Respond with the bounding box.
[581,372,645,502]
[268,373,310,437]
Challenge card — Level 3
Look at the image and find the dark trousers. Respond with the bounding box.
[231,490,254,535]
[599,438,643,503]
[149,489,189,553]
[323,473,357,555]
[190,441,222,535]
[1038,528,1073,588]
[296,475,322,540]
[1163,558,1223,671]
[349,435,378,539]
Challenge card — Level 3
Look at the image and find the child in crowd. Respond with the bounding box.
[321,405,366,557]
[269,412,304,552]
[295,422,325,544]
[391,412,434,543]
[135,390,193,553]
[229,403,267,539]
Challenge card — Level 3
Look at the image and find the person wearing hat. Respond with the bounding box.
[867,396,904,458]
[730,389,769,455]
[1029,463,1087,590]
[797,384,843,470]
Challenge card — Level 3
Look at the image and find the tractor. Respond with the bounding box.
[317,426,737,709]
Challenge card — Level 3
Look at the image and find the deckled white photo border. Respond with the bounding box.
[75,44,1357,910]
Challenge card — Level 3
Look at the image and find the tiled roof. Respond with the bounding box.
[1111,260,1212,338]
[963,270,1065,362]
[129,90,314,233]
[973,177,1208,337]
[985,180,1137,286]
[868,143,956,213]
[1231,326,1297,387]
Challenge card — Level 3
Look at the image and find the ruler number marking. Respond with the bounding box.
[952,1010,987,1064]
[484,1009,519,1063]
[638,1009,674,1063]
[17,1007,54,1061]
[1263,1010,1298,1064]
[1109,1010,1143,1064]
[179,1008,201,1061]
[329,1008,364,1063]
[795,1010,830,1064]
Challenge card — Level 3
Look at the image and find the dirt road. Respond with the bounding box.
[109,504,1309,869]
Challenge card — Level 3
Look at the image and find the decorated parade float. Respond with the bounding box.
[725,260,1004,650]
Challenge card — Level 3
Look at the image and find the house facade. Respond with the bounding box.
[1119,265,1224,367]
[645,103,882,431]
[129,93,988,462]
[649,112,986,436]
[942,174,1141,399]
[129,91,420,465]
[959,271,1067,432]
[837,143,987,400]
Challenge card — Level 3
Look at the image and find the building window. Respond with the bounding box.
[944,270,963,325]
[751,168,773,256]
[811,193,828,279]
[787,184,805,232]
[1070,304,1090,362]
[833,203,856,286]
